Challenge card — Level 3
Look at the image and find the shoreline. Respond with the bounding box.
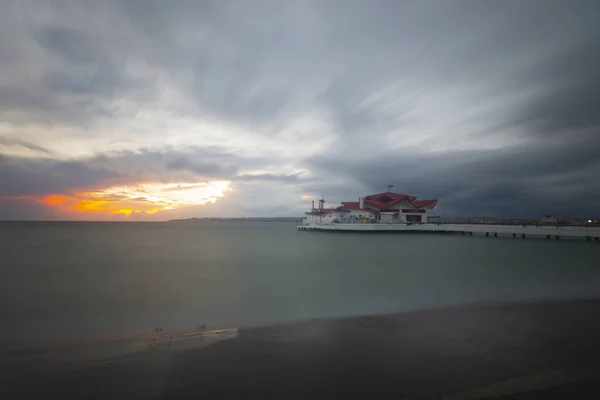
[3,297,600,398]
[7,295,597,351]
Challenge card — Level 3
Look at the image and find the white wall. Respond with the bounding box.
[306,210,379,224]
[383,201,431,222]
[321,213,337,224]
[380,213,395,223]
[340,209,377,222]
[304,214,323,225]
[305,207,431,225]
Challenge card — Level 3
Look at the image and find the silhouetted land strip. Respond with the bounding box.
[168,217,303,222]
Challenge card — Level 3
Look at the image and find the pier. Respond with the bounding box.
[298,223,600,241]
[300,190,599,241]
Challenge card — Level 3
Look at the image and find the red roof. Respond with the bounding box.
[363,192,436,210]
[410,199,437,208]
[364,192,416,209]
[306,193,436,216]
[340,202,379,213]
[366,192,417,202]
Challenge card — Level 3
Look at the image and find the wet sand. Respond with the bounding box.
[3,299,600,399]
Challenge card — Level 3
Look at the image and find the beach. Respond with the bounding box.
[3,298,600,399]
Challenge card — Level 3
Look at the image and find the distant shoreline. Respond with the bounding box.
[167,217,303,223]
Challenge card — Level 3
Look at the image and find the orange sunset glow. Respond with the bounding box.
[38,181,231,216]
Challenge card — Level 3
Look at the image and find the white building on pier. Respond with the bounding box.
[304,191,438,226]
[300,191,600,241]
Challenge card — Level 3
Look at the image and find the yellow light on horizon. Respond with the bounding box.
[38,181,231,216]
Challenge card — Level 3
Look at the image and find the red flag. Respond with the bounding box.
[544,213,551,218]
[387,184,394,189]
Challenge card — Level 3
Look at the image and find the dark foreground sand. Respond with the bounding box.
[3,299,600,399]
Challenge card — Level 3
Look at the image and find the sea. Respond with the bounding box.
[2,221,600,345]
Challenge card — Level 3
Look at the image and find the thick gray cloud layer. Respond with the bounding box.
[1,0,599,219]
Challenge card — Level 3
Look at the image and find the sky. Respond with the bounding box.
[1,0,599,221]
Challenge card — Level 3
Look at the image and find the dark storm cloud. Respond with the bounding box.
[0,155,118,197]
[309,137,600,218]
[508,40,600,138]
[0,137,54,155]
[0,145,273,198]
[89,147,267,182]
[0,16,149,127]
[36,26,99,65]
[165,157,238,178]
[0,198,62,220]
[36,26,144,97]
[235,173,304,183]
[41,68,133,97]
[163,159,305,184]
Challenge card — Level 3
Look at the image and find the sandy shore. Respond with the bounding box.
[3,299,600,399]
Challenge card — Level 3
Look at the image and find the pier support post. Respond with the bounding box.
[596,237,599,242]
[470,232,473,236]
[461,231,465,236]
[556,235,560,240]
[546,235,550,240]
[521,233,526,239]
[513,233,517,239]
[587,236,591,242]
[494,232,497,237]
[486,232,489,237]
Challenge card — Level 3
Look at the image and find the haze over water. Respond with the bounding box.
[2,222,600,344]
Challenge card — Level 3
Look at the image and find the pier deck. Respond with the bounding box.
[299,223,600,241]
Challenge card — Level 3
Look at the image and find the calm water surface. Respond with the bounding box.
[1,221,600,342]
